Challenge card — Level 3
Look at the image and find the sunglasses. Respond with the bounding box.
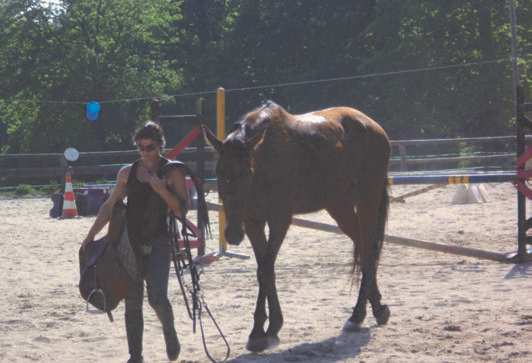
[137,143,158,152]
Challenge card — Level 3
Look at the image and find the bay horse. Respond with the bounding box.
[202,101,391,352]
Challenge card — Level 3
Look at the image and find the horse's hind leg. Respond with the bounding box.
[326,202,370,330]
[327,190,389,330]
[369,274,390,325]
[357,186,390,327]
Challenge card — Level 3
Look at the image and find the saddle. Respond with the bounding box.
[78,201,134,321]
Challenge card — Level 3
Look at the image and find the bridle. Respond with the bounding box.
[168,214,230,363]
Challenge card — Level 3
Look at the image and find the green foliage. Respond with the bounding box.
[0,181,59,197]
[15,184,37,196]
[0,0,531,153]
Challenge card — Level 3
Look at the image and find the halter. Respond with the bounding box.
[168,214,230,363]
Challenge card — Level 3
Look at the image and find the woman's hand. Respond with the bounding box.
[81,235,93,250]
[136,165,152,183]
[148,174,167,194]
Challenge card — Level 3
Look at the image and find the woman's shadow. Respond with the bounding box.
[226,327,371,363]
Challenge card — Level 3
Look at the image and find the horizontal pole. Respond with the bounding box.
[389,153,513,166]
[391,134,532,146]
[0,146,216,161]
[159,114,197,119]
[205,173,515,189]
[288,218,508,263]
[3,135,531,160]
[388,172,515,185]
[205,202,508,263]
[0,161,217,184]
[391,184,446,202]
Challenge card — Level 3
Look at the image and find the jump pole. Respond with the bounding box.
[215,87,249,260]
[387,172,515,185]
[205,201,507,263]
[208,170,520,262]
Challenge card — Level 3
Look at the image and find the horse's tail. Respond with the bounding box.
[374,185,389,264]
[352,182,389,279]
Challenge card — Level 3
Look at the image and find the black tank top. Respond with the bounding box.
[126,158,169,257]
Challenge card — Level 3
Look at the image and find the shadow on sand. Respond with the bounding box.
[504,260,532,279]
[226,328,371,363]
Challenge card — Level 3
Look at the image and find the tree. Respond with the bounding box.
[1,0,530,153]
[1,0,183,152]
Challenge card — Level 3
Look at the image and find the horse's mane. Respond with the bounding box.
[228,100,287,147]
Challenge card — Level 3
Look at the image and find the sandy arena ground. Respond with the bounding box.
[0,183,531,363]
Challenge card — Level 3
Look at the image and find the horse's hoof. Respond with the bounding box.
[375,305,390,325]
[246,335,280,352]
[343,319,362,332]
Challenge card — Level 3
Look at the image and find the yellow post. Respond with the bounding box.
[216,87,227,253]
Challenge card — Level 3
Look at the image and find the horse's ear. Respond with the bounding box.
[201,125,222,153]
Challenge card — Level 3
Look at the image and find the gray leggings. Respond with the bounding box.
[125,233,174,324]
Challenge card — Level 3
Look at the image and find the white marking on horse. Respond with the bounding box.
[258,110,271,120]
[297,113,326,124]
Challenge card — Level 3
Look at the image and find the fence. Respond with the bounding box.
[0,146,216,186]
[389,135,529,173]
[0,135,526,187]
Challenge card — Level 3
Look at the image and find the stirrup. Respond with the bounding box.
[86,288,114,322]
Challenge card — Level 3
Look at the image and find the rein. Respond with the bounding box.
[168,214,230,363]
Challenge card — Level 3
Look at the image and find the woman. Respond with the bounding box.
[82,121,187,363]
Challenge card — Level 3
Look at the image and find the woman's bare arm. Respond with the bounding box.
[81,165,129,248]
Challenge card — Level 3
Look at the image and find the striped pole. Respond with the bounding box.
[387,172,515,185]
[216,87,227,253]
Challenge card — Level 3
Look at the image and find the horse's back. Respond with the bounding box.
[268,106,389,213]
[290,106,389,168]
[307,106,388,142]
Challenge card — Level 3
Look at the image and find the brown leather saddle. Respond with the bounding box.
[78,202,132,321]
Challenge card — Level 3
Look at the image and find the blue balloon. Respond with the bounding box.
[86,112,98,121]
[85,101,101,122]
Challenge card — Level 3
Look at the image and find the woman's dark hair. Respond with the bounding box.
[133,121,166,148]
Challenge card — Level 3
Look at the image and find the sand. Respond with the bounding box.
[0,182,531,363]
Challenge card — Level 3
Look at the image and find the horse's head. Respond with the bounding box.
[202,102,276,244]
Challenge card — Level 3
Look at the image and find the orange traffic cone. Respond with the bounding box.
[62,168,78,218]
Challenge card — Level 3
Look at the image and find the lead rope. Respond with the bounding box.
[169,215,230,363]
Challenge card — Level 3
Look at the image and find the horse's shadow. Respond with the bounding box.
[226,328,371,363]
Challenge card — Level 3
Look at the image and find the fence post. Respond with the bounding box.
[216,87,227,253]
[59,155,68,192]
[397,143,408,172]
[516,85,532,261]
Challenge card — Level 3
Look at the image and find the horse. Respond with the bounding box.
[202,100,391,352]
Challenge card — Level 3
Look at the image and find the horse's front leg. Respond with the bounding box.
[263,216,290,346]
[244,218,270,352]
[244,217,289,352]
